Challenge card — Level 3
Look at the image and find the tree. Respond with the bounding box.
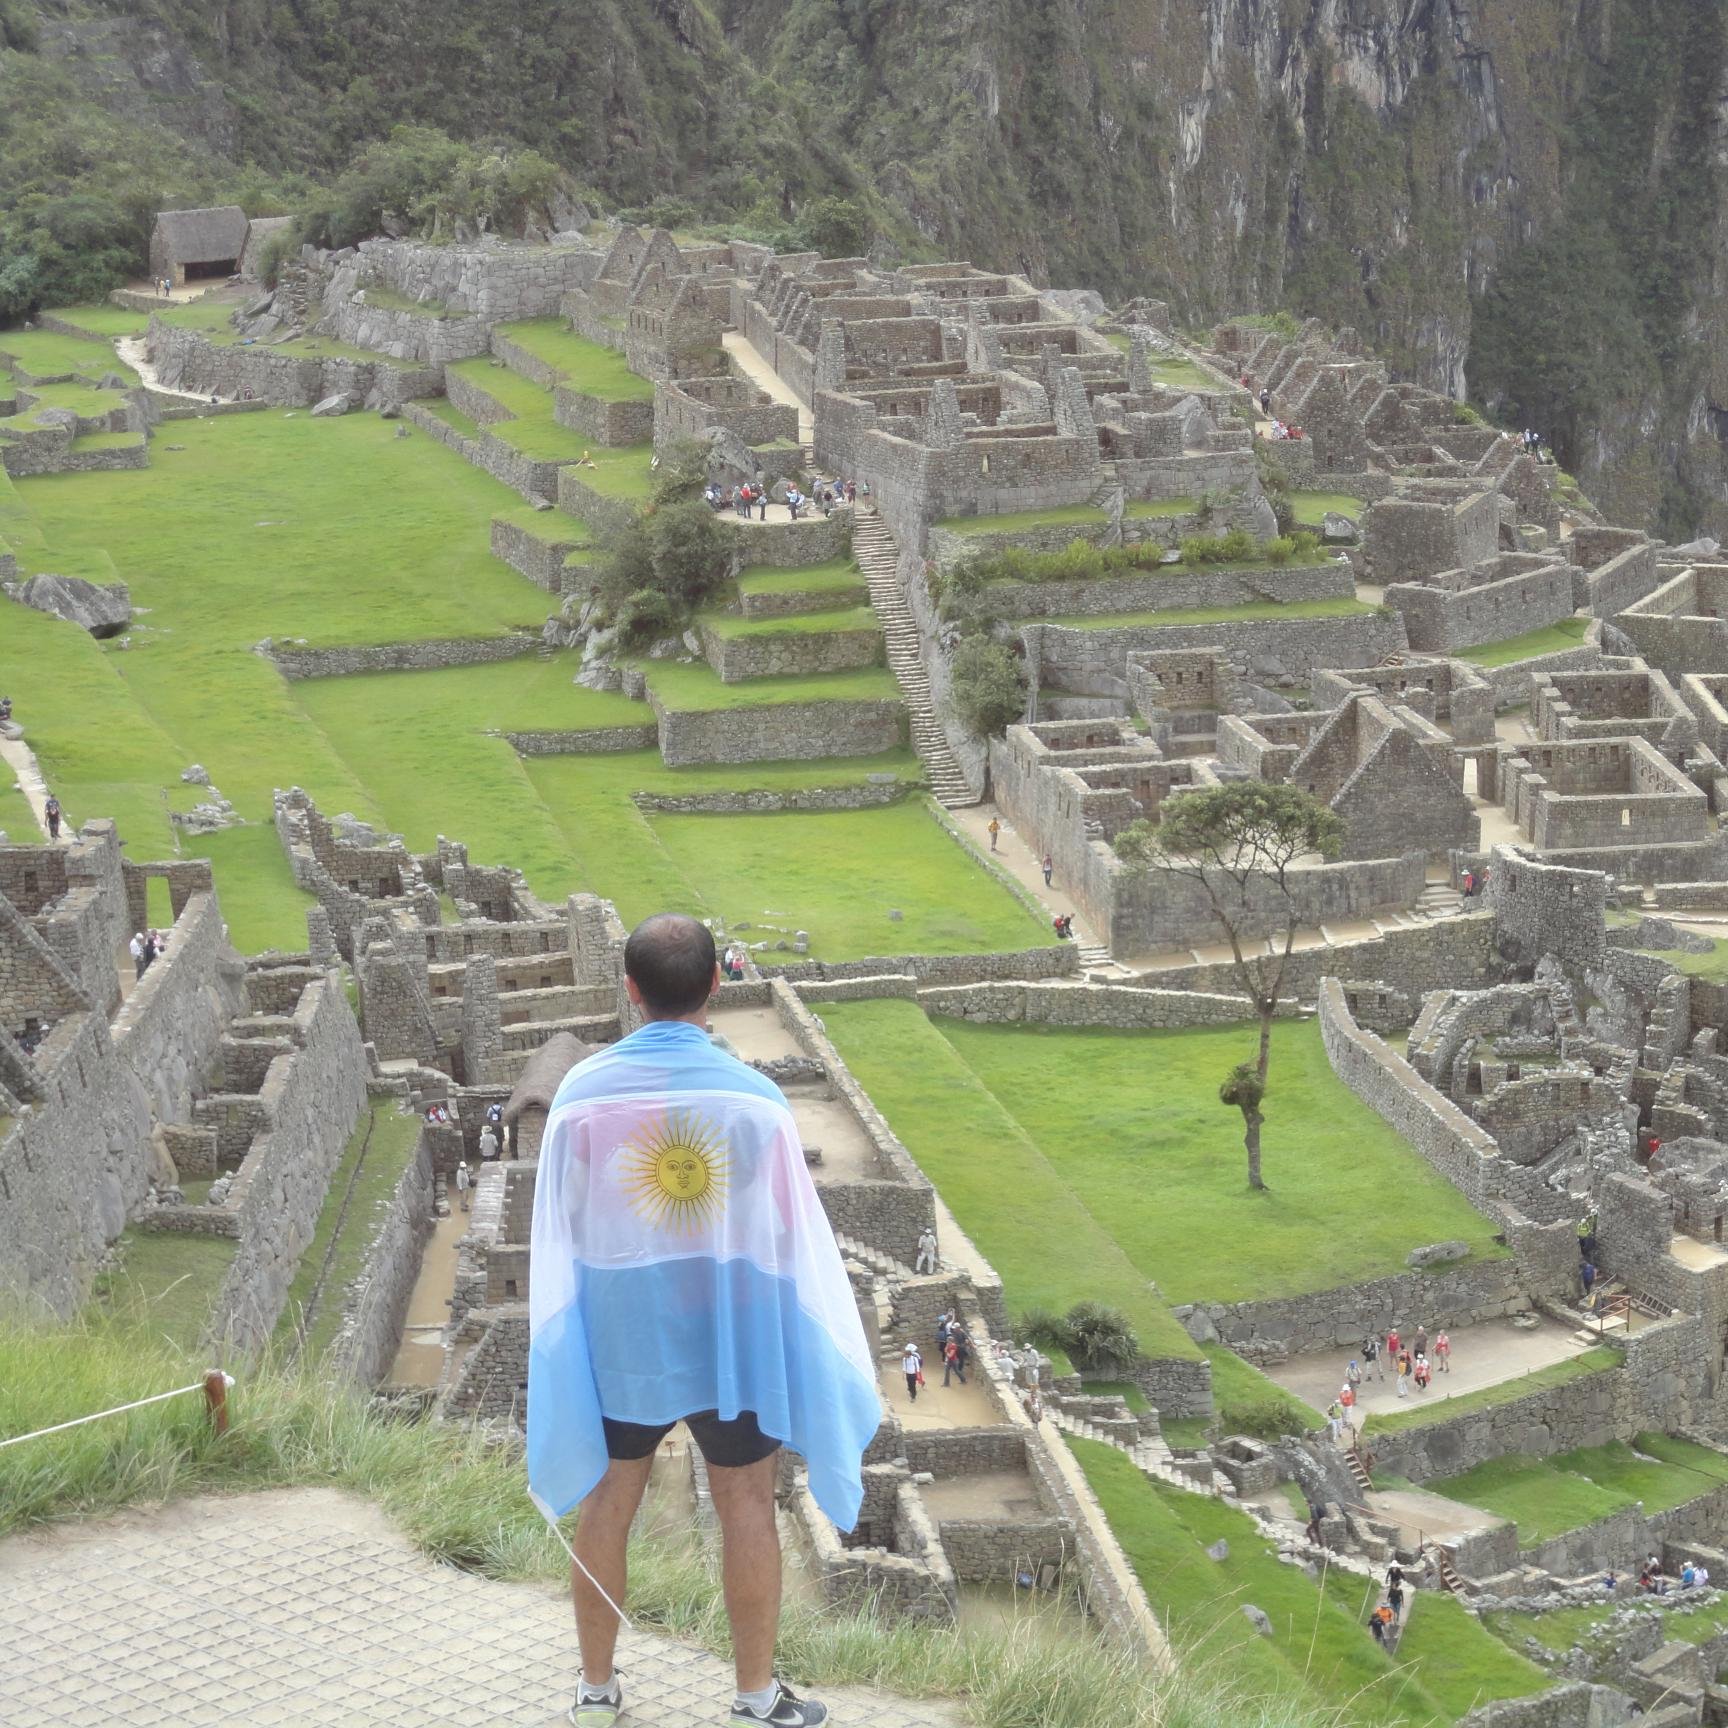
[1114,782,1343,1190]
[949,637,1027,737]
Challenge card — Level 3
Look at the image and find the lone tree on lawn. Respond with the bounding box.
[1114,781,1343,1191]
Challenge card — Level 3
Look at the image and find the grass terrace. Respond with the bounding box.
[1631,935,1728,984]
[1289,491,1365,526]
[90,1229,237,1355]
[1489,1590,1728,1662]
[0,327,138,382]
[154,297,421,369]
[737,559,869,606]
[1124,497,1198,519]
[1037,596,1376,630]
[1432,1435,1728,1546]
[493,319,655,400]
[446,357,593,460]
[358,284,449,318]
[1365,1347,1620,1435]
[1074,1439,1548,1726]
[702,605,882,640]
[937,505,1109,537]
[1456,617,1591,667]
[274,1106,424,1363]
[40,303,154,339]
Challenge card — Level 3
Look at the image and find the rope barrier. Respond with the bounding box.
[0,1371,233,1451]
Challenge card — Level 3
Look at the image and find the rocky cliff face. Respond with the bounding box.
[9,0,1727,533]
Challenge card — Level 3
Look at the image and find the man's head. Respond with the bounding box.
[624,913,719,1021]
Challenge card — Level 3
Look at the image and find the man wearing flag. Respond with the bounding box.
[529,913,881,1728]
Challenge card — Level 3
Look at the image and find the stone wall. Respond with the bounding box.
[489,517,586,593]
[503,724,661,755]
[696,618,883,683]
[262,633,539,680]
[110,888,247,1125]
[649,691,905,765]
[917,980,1292,1029]
[1024,611,1408,691]
[781,945,1076,990]
[726,512,855,569]
[207,976,371,1353]
[973,560,1352,622]
[552,383,654,446]
[148,320,441,409]
[326,1127,434,1387]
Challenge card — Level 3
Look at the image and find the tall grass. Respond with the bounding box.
[0,1320,1344,1728]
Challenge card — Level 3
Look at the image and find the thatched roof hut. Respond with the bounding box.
[505,1031,594,1157]
[149,207,249,283]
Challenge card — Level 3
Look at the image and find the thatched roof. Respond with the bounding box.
[505,1031,595,1124]
[239,215,294,276]
[152,206,249,265]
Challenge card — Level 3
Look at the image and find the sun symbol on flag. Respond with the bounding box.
[620,1110,730,1231]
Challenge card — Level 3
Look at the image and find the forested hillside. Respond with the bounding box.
[4,0,1725,536]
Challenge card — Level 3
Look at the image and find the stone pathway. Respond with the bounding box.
[0,1489,963,1728]
[0,731,64,842]
[721,332,813,448]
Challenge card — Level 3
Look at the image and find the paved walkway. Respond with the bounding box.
[0,1489,962,1728]
[721,332,813,446]
[1265,1313,1594,1428]
[0,732,62,841]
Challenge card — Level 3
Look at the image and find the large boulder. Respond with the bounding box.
[8,573,132,638]
[1040,287,1108,326]
[310,392,353,418]
[1407,1239,1471,1269]
[1321,512,1360,546]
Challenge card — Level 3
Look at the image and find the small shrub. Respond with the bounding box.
[1014,1305,1070,1353]
[1291,530,1320,556]
[1218,1394,1311,1441]
[650,437,710,506]
[1218,528,1256,562]
[1178,534,1215,565]
[1453,401,1485,425]
[1264,535,1295,567]
[1063,1301,1140,1374]
[616,586,679,647]
[949,637,1027,737]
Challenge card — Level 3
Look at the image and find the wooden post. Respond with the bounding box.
[203,1369,229,1437]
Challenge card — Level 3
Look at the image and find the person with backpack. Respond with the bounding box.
[1338,1381,1356,1435]
[43,793,61,840]
[1362,1334,1382,1382]
[901,1340,923,1402]
[942,1331,966,1387]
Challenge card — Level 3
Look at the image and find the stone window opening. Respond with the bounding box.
[1621,807,1632,827]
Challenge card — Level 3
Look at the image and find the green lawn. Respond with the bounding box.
[1489,1587,1728,1660]
[41,303,155,338]
[0,772,40,840]
[1072,1438,1547,1725]
[738,560,869,606]
[931,1019,1505,1304]
[822,999,1200,1361]
[1430,1454,1631,1547]
[649,801,1047,962]
[937,505,1109,537]
[1146,358,1221,392]
[635,657,901,711]
[1633,936,1728,984]
[493,319,655,400]
[275,1106,424,1362]
[1038,596,1374,630]
[1290,492,1364,526]
[1365,1348,1620,1435]
[0,327,136,381]
[90,1228,237,1355]
[447,357,594,460]
[1455,618,1590,667]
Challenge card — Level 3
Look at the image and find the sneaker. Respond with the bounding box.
[568,1672,623,1726]
[729,1680,828,1726]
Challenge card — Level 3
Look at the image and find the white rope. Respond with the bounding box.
[0,1374,227,1451]
[546,1518,635,1632]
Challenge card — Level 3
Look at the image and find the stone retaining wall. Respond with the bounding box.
[696,618,883,683]
[917,980,1291,1029]
[632,781,906,814]
[976,560,1352,621]
[148,320,441,409]
[326,1126,434,1386]
[725,512,854,569]
[552,382,654,445]
[405,399,570,503]
[649,691,905,765]
[779,944,1076,988]
[503,725,661,755]
[262,633,539,680]
[489,517,585,592]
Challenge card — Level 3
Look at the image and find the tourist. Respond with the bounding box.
[987,816,1001,851]
[1260,388,1271,415]
[860,480,871,503]
[757,487,769,521]
[943,1331,965,1387]
[844,480,856,505]
[1304,1501,1325,1546]
[1602,1571,1617,1594]
[526,912,870,1728]
[1338,1381,1356,1433]
[1387,1581,1404,1621]
[0,696,12,723]
[1052,913,1074,940]
[1345,1357,1363,1394]
[902,1340,923,1402]
[1638,1569,1656,1594]
[1326,1398,1344,1443]
[1386,1325,1400,1364]
[1388,1564,1403,1591]
[935,1311,952,1357]
[1698,1564,1711,1588]
[1362,1334,1383,1382]
[704,483,723,511]
[479,1121,501,1162]
[1462,869,1476,898]
[1369,1609,1387,1645]
[486,1099,504,1137]
[1581,1259,1597,1296]
[128,930,147,980]
[1683,1561,1698,1589]
[1395,1353,1410,1399]
[144,929,160,970]
[1041,852,1053,887]
[914,1226,938,1275]
[1434,1329,1451,1373]
[455,1159,471,1212]
[785,487,805,521]
[43,793,61,840]
[1413,1353,1431,1392]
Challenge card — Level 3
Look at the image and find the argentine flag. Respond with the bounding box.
[527,1019,882,1530]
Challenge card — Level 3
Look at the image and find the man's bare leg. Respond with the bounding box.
[572,1454,654,1685]
[707,1451,783,1694]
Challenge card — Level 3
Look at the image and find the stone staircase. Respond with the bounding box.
[850,510,977,808]
[834,1230,917,1283]
[1075,939,1114,969]
[1415,881,1463,920]
[1047,1405,1232,1499]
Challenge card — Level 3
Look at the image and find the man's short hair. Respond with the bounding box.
[625,914,718,1017]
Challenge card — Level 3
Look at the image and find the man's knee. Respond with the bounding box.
[706,1452,779,1526]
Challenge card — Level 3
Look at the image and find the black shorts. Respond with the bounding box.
[602,1408,781,1470]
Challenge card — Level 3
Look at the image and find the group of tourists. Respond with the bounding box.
[899,1311,977,1403]
[446,1102,507,1213]
[704,476,863,519]
[1368,1565,1409,1643]
[721,944,748,981]
[1605,1554,1713,1595]
[127,927,167,981]
[1460,865,1490,899]
[1329,1324,1454,1440]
